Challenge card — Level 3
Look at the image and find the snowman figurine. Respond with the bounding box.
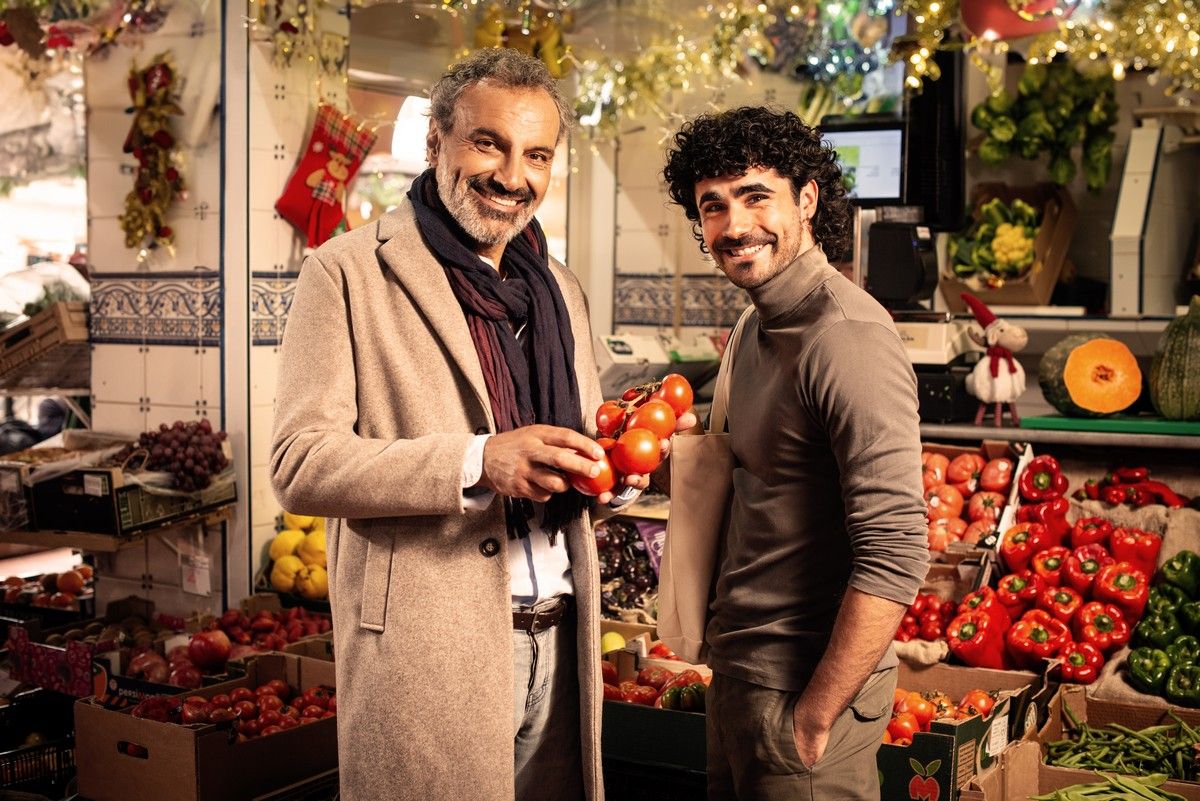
[961,292,1029,427]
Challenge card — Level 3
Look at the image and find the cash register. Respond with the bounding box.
[823,115,977,423]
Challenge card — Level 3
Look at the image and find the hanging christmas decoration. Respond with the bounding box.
[0,0,170,59]
[119,50,186,255]
[761,0,895,86]
[961,0,1071,40]
[247,0,347,75]
[275,103,377,248]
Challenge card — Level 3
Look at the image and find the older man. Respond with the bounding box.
[662,107,929,800]
[272,49,687,801]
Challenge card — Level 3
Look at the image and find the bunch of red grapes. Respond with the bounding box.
[572,374,694,496]
[115,418,229,491]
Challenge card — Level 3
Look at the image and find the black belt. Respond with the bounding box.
[513,596,570,633]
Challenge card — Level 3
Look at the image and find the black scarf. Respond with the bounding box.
[407,169,586,541]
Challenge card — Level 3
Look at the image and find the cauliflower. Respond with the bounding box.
[991,223,1035,275]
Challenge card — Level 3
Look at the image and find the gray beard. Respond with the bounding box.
[435,162,537,246]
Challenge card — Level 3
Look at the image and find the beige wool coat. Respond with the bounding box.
[270,200,606,801]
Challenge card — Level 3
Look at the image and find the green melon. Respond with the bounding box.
[1039,333,1142,417]
[1149,295,1200,420]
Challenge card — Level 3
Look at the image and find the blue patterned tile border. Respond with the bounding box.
[91,272,222,346]
[251,271,300,347]
[613,273,747,329]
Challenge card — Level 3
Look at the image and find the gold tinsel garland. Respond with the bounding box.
[119,51,186,254]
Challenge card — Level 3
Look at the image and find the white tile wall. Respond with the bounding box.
[90,400,145,435]
[91,344,146,404]
[250,346,279,403]
[144,345,204,406]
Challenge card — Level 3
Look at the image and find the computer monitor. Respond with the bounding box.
[820,118,906,207]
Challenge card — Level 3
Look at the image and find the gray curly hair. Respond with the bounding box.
[428,48,573,143]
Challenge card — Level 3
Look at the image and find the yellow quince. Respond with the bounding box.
[270,555,305,593]
[298,529,326,569]
[269,529,306,562]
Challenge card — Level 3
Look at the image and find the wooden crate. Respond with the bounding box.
[0,302,89,391]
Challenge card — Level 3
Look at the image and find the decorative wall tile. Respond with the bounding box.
[251,272,299,347]
[612,274,747,330]
[91,272,221,347]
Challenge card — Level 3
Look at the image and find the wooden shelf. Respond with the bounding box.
[0,503,235,553]
[920,422,1200,450]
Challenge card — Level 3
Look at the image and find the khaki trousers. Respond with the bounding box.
[706,667,896,801]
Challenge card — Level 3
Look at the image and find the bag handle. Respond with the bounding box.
[709,305,755,434]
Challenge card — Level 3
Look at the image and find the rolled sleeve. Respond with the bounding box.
[802,320,930,606]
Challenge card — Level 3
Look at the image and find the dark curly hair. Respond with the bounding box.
[662,106,852,259]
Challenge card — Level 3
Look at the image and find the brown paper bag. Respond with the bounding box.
[657,306,753,664]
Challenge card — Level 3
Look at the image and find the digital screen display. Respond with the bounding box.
[822,126,904,203]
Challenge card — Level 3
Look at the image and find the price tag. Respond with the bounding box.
[83,474,106,497]
[988,713,1010,757]
[181,553,211,596]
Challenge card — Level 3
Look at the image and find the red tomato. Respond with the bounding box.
[636,666,672,691]
[921,452,949,490]
[603,683,623,701]
[900,692,935,731]
[571,453,616,496]
[925,485,964,521]
[927,518,966,551]
[595,401,626,438]
[233,700,258,720]
[967,491,1007,523]
[626,399,677,439]
[887,712,920,743]
[958,689,995,718]
[882,729,893,744]
[229,687,254,703]
[596,437,616,451]
[947,454,986,495]
[208,707,236,723]
[260,725,283,736]
[611,428,662,475]
[651,374,694,416]
[258,694,284,712]
[980,458,1015,493]
[893,688,909,713]
[962,520,995,545]
[601,661,618,686]
[266,679,290,698]
[209,693,232,709]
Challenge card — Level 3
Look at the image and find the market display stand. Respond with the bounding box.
[599,501,707,801]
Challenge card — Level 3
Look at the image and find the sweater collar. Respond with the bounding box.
[746,245,839,328]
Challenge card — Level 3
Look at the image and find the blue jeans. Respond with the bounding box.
[512,600,584,801]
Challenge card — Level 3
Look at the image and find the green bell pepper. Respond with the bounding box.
[990,116,1017,144]
[1167,635,1200,666]
[985,90,1015,115]
[978,138,1010,167]
[1148,584,1189,616]
[1165,664,1200,707]
[658,686,682,710]
[1159,550,1200,598]
[679,682,706,712]
[1179,601,1200,635]
[1047,154,1077,186]
[1136,611,1183,650]
[1128,647,1172,694]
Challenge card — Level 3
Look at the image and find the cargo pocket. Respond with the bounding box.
[359,529,393,632]
[849,668,895,723]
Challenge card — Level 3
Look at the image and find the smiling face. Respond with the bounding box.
[426,80,560,262]
[694,166,818,290]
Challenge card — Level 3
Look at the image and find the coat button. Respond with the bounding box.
[480,538,500,557]
[475,426,489,435]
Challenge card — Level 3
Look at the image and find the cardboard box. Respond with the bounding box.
[282,635,333,662]
[966,739,1200,801]
[601,699,706,773]
[878,661,1043,801]
[0,462,33,530]
[89,648,245,710]
[924,440,1032,561]
[7,596,155,697]
[75,653,337,801]
[30,467,236,536]
[940,184,1077,311]
[0,301,89,391]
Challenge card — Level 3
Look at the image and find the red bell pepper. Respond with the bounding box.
[1093,562,1150,622]
[1017,498,1072,546]
[1138,480,1189,509]
[1063,544,1114,597]
[1000,523,1051,573]
[1110,527,1163,577]
[1006,609,1072,670]
[1058,641,1104,684]
[1115,466,1150,484]
[1019,455,1069,503]
[1073,602,1131,654]
[996,570,1046,619]
[1037,585,1084,624]
[1072,478,1102,502]
[1031,546,1071,587]
[1069,517,1113,550]
[958,586,1012,632]
[947,610,1010,670]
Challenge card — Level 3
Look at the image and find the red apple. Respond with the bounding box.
[188,629,232,670]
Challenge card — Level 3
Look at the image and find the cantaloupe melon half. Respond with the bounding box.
[1059,338,1142,414]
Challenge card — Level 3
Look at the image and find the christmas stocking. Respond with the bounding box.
[275,104,377,248]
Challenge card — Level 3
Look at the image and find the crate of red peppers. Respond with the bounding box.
[945,454,1159,687]
[1073,465,1191,509]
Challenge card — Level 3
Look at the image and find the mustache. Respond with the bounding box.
[467,175,533,204]
[713,234,776,252]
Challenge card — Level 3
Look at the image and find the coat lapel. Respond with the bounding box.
[375,201,495,431]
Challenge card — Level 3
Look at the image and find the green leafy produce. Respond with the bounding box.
[1044,705,1200,783]
[21,281,86,317]
[1031,774,1189,801]
[970,58,1119,192]
[948,197,1041,287]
